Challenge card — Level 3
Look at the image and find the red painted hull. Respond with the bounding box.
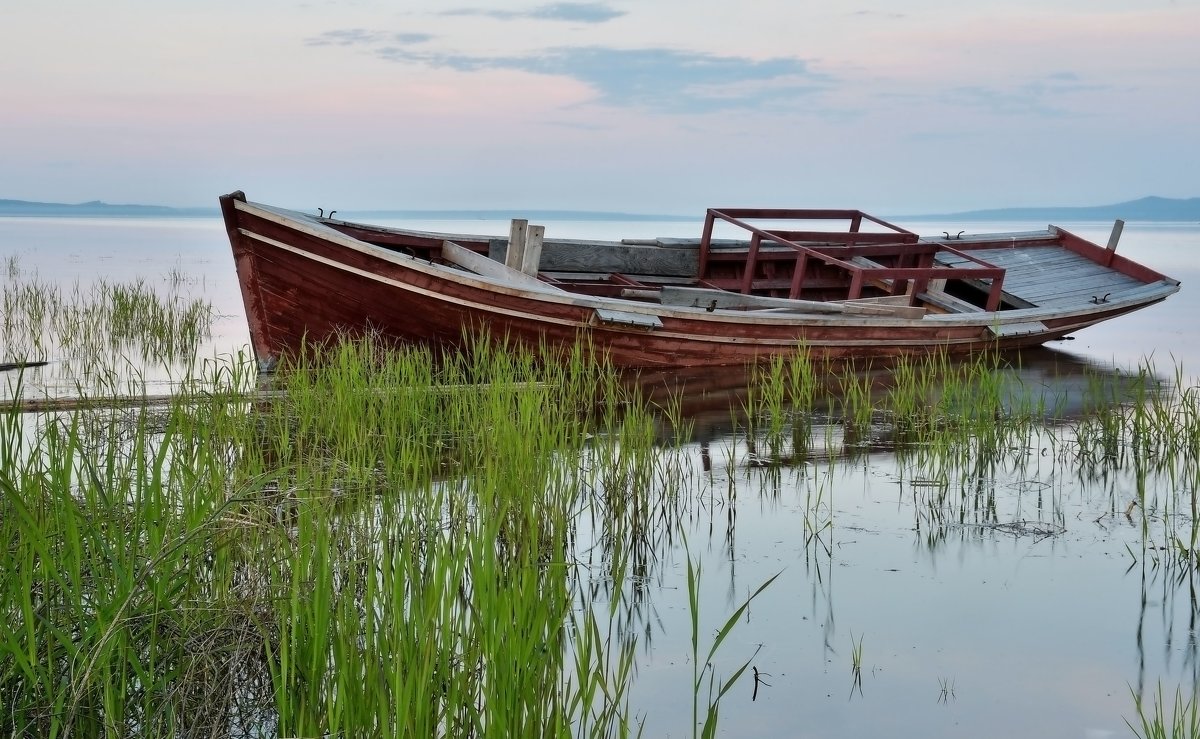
[220,192,1180,369]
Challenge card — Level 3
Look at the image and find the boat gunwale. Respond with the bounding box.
[232,199,1179,331]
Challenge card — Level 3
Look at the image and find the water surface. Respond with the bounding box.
[2,214,1197,737]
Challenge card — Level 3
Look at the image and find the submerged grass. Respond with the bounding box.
[1,256,215,388]
[723,348,1200,561]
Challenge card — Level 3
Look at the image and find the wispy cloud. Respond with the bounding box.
[940,73,1109,117]
[305,29,433,47]
[847,10,907,20]
[440,3,625,24]
[366,43,828,113]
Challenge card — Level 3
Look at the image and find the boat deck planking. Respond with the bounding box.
[935,246,1147,308]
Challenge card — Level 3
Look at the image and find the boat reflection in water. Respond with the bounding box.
[621,345,1154,452]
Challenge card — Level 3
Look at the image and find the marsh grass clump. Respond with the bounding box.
[739,350,1047,473]
[1,258,215,386]
[1127,683,1200,739]
[1069,361,1200,566]
[0,335,702,737]
[731,350,1197,540]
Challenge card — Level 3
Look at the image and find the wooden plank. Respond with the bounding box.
[933,245,1146,307]
[1106,220,1125,252]
[441,240,561,290]
[1022,286,1144,306]
[919,291,986,313]
[1006,274,1135,296]
[659,286,925,317]
[492,239,700,277]
[701,276,846,291]
[988,321,1048,338]
[0,361,49,372]
[521,224,545,276]
[9,383,550,414]
[1017,274,1142,301]
[763,230,916,245]
[1007,272,1136,293]
[593,309,663,329]
[1018,271,1141,293]
[540,271,695,285]
[1002,261,1127,279]
[920,229,1055,243]
[505,219,528,271]
[834,295,913,306]
[650,237,742,248]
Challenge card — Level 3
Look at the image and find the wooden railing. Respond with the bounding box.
[699,208,1008,310]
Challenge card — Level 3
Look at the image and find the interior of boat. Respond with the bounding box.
[330,207,1145,316]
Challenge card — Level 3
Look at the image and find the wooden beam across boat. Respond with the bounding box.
[658,286,927,318]
[440,239,563,291]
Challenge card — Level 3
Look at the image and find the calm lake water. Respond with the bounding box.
[2,214,1199,737]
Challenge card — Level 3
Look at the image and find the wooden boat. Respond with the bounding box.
[219,191,1180,369]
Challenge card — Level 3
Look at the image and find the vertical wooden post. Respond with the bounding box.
[698,211,716,278]
[1105,219,1124,266]
[505,219,528,271]
[521,224,545,276]
[984,277,1003,312]
[909,277,927,306]
[788,252,809,299]
[741,233,762,294]
[848,270,864,300]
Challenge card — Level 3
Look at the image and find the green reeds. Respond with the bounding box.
[0,335,709,737]
[732,350,1200,551]
[1,258,214,388]
[685,542,779,739]
[9,310,1200,738]
[1127,683,1200,739]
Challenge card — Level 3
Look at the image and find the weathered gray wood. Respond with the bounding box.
[1106,219,1125,252]
[441,240,561,290]
[848,254,908,292]
[544,271,695,285]
[492,240,700,277]
[660,286,925,317]
[618,237,742,248]
[505,219,529,271]
[521,224,545,276]
[1010,271,1136,292]
[834,295,912,306]
[934,243,1148,308]
[10,390,286,413]
[919,291,986,313]
[988,321,1048,338]
[1009,273,1141,301]
[594,309,663,329]
[1019,272,1141,294]
[10,383,549,414]
[0,360,49,372]
[920,229,1056,244]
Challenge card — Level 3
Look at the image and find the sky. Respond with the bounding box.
[2,0,1198,214]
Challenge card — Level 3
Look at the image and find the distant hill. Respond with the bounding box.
[0,199,214,217]
[4,195,1198,222]
[902,196,1200,222]
[0,199,690,221]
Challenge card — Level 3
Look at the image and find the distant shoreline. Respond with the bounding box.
[2,195,1197,222]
